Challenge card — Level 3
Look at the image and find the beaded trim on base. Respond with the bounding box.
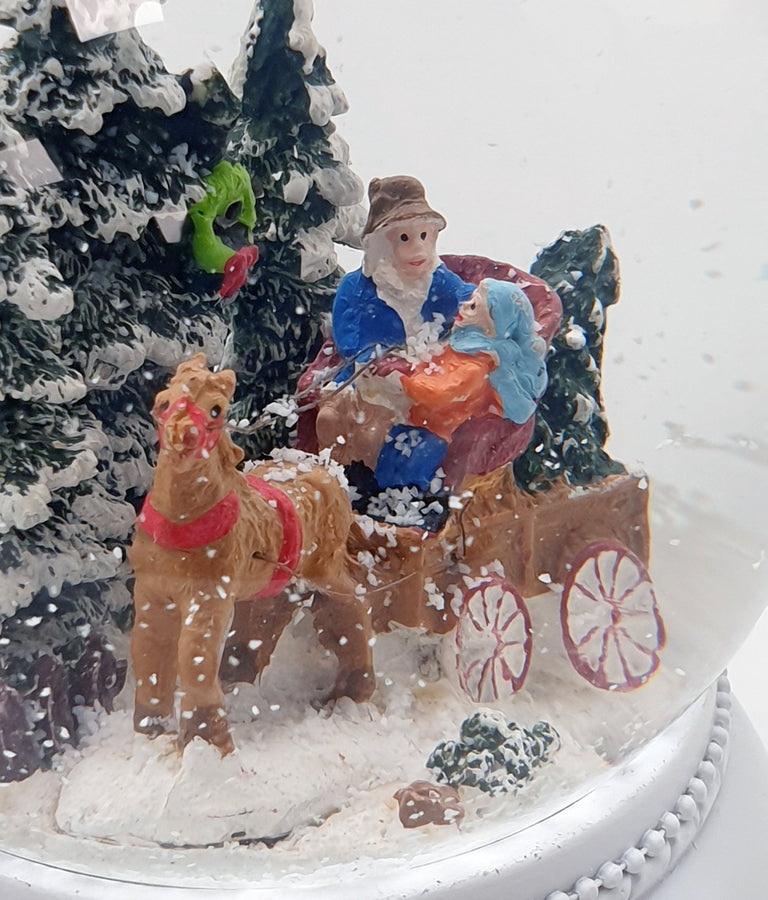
[545,673,732,900]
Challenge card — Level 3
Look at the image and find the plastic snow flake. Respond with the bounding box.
[263,397,299,428]
[0,139,62,189]
[65,0,163,42]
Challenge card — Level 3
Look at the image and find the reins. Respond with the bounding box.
[148,342,461,601]
[154,395,228,456]
[249,548,453,601]
[226,342,406,437]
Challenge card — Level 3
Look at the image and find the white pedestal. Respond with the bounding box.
[651,697,768,899]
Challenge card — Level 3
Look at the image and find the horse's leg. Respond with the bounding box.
[131,578,180,736]
[176,593,236,755]
[312,576,375,703]
[220,595,295,686]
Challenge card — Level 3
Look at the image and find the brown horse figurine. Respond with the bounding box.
[130,353,374,755]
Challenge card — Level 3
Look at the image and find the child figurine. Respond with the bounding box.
[402,278,548,442]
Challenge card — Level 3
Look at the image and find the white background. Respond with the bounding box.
[729,608,768,747]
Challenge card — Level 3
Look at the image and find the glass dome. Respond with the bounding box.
[0,0,765,891]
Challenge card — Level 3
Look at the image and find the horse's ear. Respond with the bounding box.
[173,352,208,380]
[211,369,236,400]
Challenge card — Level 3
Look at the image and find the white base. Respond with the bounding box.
[647,695,768,900]
[2,675,764,899]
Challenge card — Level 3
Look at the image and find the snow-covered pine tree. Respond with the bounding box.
[0,0,234,775]
[513,225,625,491]
[220,0,366,455]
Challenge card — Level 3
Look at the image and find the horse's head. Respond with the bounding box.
[153,353,243,466]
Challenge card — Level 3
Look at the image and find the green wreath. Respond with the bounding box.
[189,161,257,274]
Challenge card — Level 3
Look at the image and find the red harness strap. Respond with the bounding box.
[245,475,303,598]
[137,490,240,551]
[136,477,303,599]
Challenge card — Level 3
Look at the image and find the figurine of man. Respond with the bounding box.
[332,176,473,371]
[315,176,473,481]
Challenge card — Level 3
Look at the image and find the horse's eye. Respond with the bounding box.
[420,231,427,240]
[399,233,409,242]
[210,405,222,419]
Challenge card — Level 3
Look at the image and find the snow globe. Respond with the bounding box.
[1,1,766,898]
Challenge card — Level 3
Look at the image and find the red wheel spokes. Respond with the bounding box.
[574,623,601,651]
[561,542,665,692]
[455,577,532,702]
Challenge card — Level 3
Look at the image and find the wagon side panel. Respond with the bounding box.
[349,520,458,634]
[531,474,650,590]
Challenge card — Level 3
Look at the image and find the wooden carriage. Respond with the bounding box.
[349,466,661,703]
[329,254,664,703]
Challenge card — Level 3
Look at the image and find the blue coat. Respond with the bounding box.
[332,264,474,380]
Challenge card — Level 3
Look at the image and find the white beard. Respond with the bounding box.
[370,261,433,336]
[361,226,444,357]
[371,265,447,361]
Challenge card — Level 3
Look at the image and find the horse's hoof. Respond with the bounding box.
[178,705,235,756]
[134,710,175,738]
[312,697,335,718]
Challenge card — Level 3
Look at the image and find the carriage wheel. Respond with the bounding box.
[561,541,666,692]
[455,576,532,703]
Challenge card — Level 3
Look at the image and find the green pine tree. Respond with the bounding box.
[514,225,625,491]
[0,0,234,773]
[219,0,365,455]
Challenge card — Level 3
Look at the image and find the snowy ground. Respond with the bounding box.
[1,483,761,888]
[0,568,716,889]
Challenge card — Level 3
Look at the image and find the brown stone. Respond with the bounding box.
[394,780,464,828]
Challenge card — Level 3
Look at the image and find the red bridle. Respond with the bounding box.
[154,396,226,458]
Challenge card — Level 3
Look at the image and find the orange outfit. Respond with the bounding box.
[402,346,502,442]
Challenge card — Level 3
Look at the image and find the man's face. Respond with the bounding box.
[385,220,440,280]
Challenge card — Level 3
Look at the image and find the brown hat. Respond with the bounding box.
[362,176,446,237]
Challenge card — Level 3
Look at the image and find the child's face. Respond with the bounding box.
[456,286,495,335]
[386,220,440,280]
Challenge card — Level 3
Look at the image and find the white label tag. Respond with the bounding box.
[65,0,163,42]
